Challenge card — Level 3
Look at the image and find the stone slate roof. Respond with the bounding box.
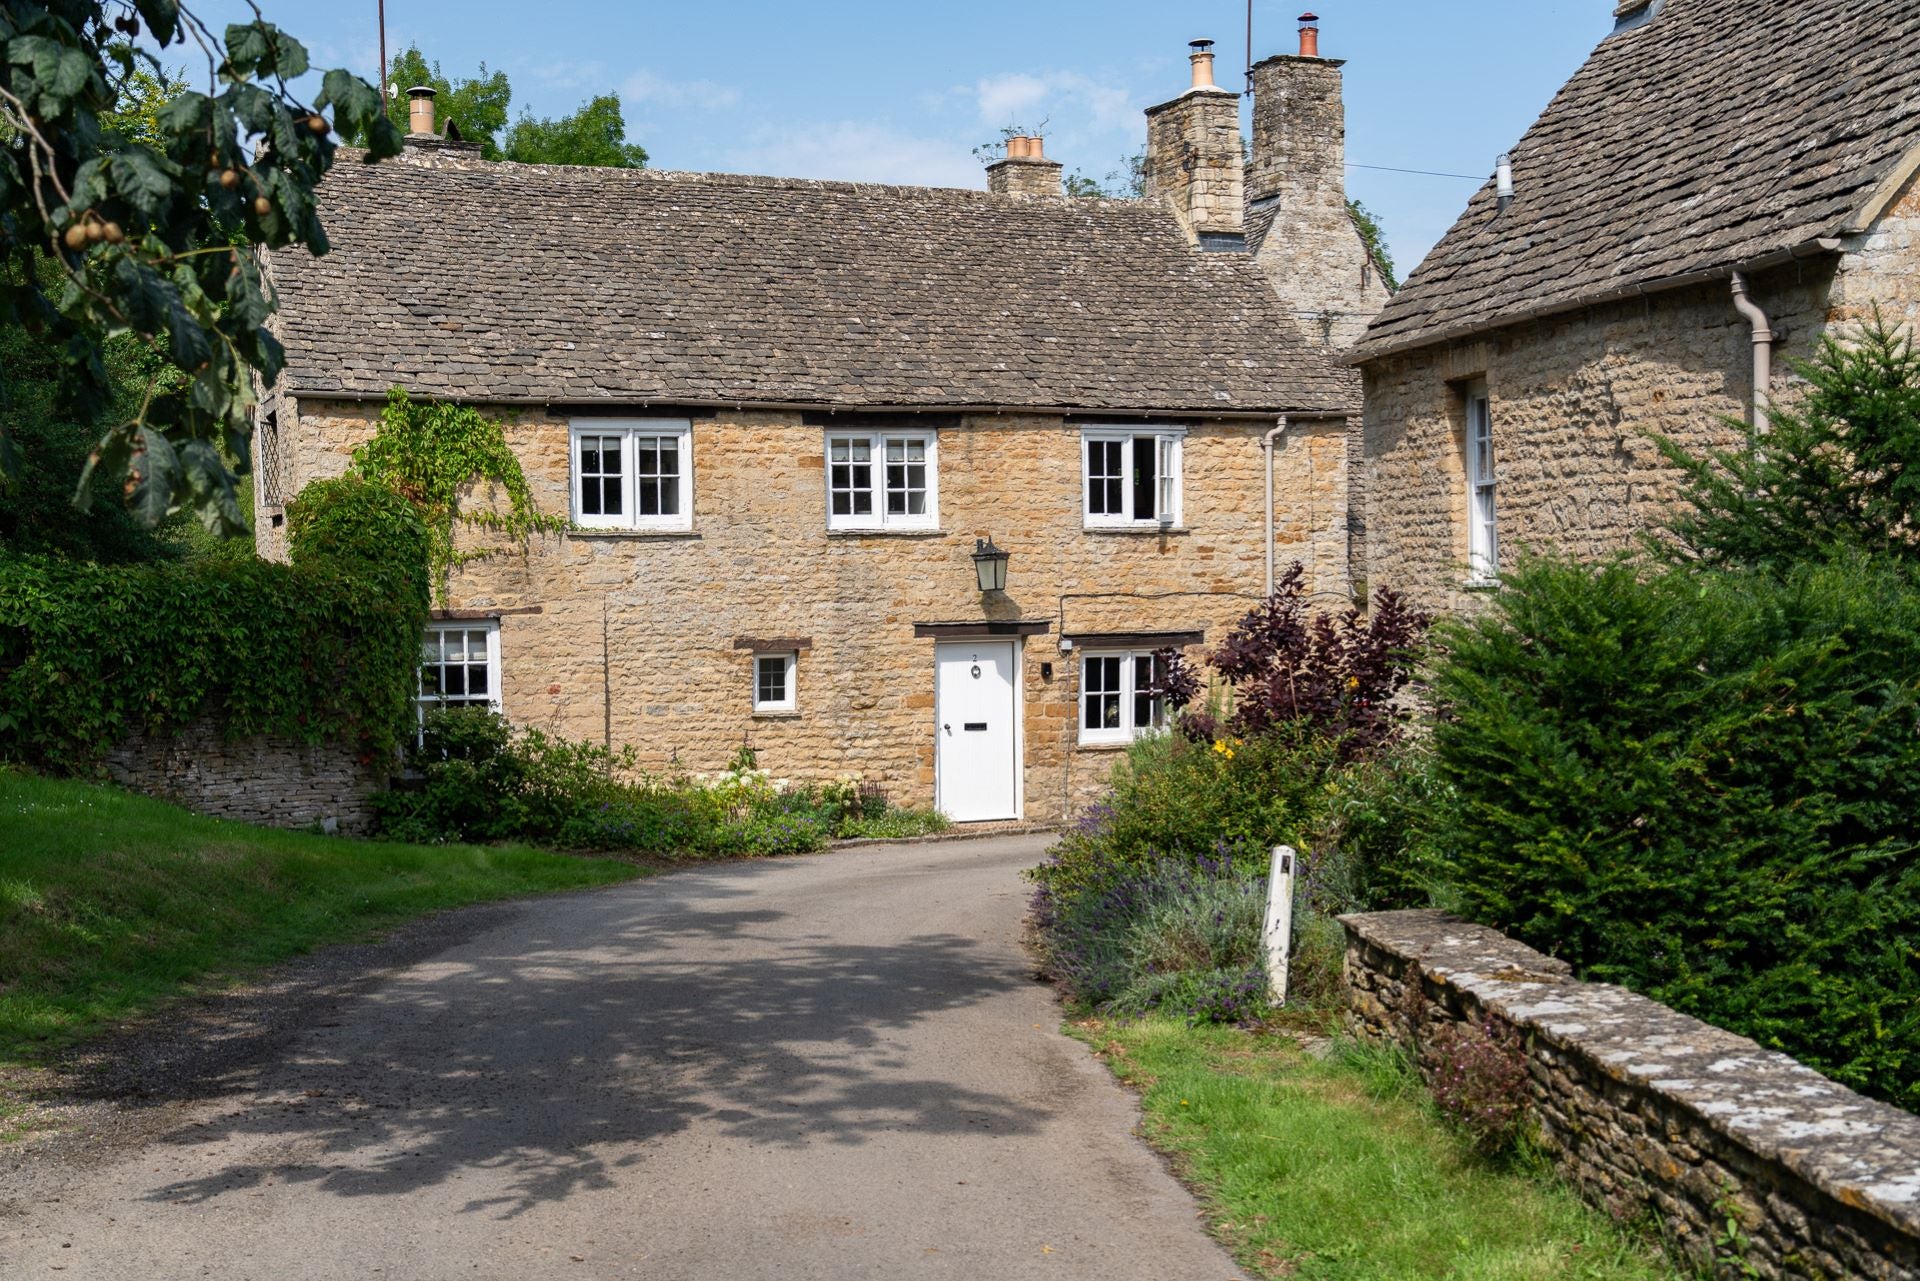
[1353,0,1920,361]
[271,153,1355,415]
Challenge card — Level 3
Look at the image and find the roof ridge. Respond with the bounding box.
[342,146,1151,211]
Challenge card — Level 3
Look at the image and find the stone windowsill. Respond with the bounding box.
[750,710,803,721]
[826,527,950,539]
[567,528,702,541]
[1074,740,1134,753]
[1082,524,1190,536]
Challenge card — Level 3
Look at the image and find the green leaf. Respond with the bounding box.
[223,23,271,77]
[134,0,182,46]
[125,427,181,527]
[179,439,249,536]
[110,149,178,218]
[73,426,135,515]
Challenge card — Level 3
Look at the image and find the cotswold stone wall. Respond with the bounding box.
[1359,262,1833,612]
[1360,168,1920,613]
[104,717,382,834]
[1342,911,1920,1281]
[265,400,1352,822]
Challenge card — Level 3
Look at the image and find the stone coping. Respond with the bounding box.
[1339,910,1920,1242]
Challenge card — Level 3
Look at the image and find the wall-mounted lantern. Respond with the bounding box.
[972,536,1010,593]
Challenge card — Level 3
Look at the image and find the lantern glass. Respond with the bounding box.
[972,537,1010,593]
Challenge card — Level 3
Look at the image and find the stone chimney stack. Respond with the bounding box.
[1246,14,1388,346]
[986,135,1065,198]
[1142,40,1246,249]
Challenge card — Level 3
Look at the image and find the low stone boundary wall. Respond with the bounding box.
[1340,910,1920,1280]
[103,717,384,835]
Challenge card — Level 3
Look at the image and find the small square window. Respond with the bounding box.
[753,652,797,713]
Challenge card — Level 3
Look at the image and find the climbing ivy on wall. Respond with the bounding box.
[350,389,568,604]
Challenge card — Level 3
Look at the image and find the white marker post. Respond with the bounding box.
[1264,845,1297,1005]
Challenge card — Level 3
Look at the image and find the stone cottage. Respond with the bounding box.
[255,31,1383,823]
[1349,0,1920,610]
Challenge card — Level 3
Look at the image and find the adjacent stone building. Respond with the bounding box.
[1350,0,1920,611]
[257,35,1383,823]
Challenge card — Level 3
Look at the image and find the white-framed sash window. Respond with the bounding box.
[1463,386,1498,583]
[1082,427,1184,528]
[826,429,938,530]
[753,652,798,712]
[1079,650,1170,745]
[417,622,501,720]
[570,419,693,530]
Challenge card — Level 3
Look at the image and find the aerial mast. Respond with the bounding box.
[376,0,387,108]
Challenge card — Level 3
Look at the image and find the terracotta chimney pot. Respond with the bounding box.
[1006,134,1031,160]
[406,85,437,137]
[1298,12,1320,58]
[1189,39,1218,91]
[1028,135,1046,161]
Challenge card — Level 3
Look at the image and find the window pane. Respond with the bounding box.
[444,665,466,696]
[1133,436,1157,521]
[467,663,489,697]
[756,655,789,705]
[1134,654,1166,731]
[1083,656,1123,731]
[1087,440,1125,517]
[882,437,929,520]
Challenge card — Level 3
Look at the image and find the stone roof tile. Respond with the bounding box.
[1352,0,1920,361]
[274,158,1355,414]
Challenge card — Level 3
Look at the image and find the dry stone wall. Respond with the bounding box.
[267,400,1352,822]
[1342,910,1920,1280]
[104,716,382,834]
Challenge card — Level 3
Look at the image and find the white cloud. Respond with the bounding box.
[721,121,983,189]
[527,58,609,92]
[620,69,742,112]
[972,70,1134,134]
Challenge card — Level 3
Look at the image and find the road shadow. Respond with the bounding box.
[129,869,1045,1217]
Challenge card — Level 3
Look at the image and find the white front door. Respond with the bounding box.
[935,641,1020,822]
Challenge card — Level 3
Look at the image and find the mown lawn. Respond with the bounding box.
[0,770,641,1062]
[1077,1018,1685,1281]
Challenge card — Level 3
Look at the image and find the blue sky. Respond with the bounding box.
[180,0,1608,277]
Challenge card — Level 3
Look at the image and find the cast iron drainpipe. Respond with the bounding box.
[1730,271,1774,435]
[1263,417,1291,598]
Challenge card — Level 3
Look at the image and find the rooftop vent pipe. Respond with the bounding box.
[1298,12,1320,58]
[1496,153,1515,213]
[1189,39,1218,90]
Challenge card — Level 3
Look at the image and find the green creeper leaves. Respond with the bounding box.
[2,0,397,537]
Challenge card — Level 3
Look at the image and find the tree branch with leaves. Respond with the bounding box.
[1,0,400,537]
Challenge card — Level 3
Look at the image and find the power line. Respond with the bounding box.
[1346,162,1486,181]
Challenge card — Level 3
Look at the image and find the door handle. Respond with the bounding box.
[943,723,952,734]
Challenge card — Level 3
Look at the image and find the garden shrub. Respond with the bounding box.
[376,710,945,856]
[1429,553,1920,1109]
[0,481,429,770]
[1034,857,1273,1025]
[1158,565,1431,757]
[1652,313,1920,573]
[1031,728,1342,915]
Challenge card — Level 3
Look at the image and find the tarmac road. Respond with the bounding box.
[0,834,1246,1280]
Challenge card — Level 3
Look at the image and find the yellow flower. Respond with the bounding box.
[1347,676,1360,690]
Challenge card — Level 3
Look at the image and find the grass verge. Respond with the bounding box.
[0,770,641,1062]
[1075,1017,1685,1281]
